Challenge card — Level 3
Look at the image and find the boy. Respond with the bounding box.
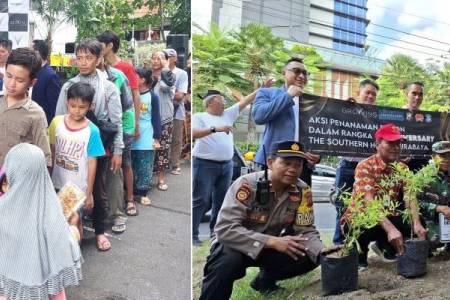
[49,82,105,228]
[0,47,51,167]
[55,38,123,251]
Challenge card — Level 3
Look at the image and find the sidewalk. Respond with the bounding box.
[67,161,191,300]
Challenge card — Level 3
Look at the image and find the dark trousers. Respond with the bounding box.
[192,157,233,240]
[333,159,358,244]
[200,243,318,300]
[357,215,411,264]
[92,156,110,235]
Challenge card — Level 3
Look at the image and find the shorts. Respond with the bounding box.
[122,133,134,167]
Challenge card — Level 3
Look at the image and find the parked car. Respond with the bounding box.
[311,164,336,203]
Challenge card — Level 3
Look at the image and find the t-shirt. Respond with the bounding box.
[113,60,138,90]
[132,91,159,150]
[192,103,240,161]
[172,67,188,120]
[49,115,105,192]
[105,67,135,134]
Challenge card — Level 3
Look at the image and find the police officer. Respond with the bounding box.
[419,141,450,251]
[199,141,323,300]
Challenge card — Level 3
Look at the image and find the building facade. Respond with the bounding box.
[208,0,385,100]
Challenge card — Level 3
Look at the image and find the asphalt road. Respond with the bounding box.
[66,161,191,300]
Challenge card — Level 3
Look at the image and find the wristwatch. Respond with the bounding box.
[210,126,216,133]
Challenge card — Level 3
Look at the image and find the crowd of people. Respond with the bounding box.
[195,57,450,299]
[0,30,191,299]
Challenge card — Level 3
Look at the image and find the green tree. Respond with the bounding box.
[66,0,137,41]
[169,0,190,36]
[31,0,70,53]
[376,54,427,108]
[192,23,249,112]
[230,23,286,143]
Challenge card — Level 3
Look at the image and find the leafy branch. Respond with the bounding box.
[340,191,394,256]
[379,159,440,239]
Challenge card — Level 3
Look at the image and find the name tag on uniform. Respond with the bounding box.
[295,188,314,226]
[439,213,450,242]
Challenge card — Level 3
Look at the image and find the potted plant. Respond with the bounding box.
[383,160,440,278]
[321,191,394,296]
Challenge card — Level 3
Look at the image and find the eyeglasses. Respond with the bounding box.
[287,68,310,77]
[76,55,97,62]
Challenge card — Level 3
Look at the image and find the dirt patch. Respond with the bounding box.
[301,251,450,300]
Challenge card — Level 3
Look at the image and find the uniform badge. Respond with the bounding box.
[291,143,300,151]
[236,185,251,202]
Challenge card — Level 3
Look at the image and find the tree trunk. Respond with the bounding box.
[246,80,258,147]
[46,27,53,57]
[160,0,165,42]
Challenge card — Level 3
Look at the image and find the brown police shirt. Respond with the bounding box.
[214,171,323,262]
[0,96,52,166]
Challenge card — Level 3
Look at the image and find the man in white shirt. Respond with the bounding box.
[165,49,189,175]
[192,89,257,246]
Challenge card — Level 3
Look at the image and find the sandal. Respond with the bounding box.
[171,167,181,175]
[138,196,152,206]
[111,217,127,234]
[96,235,111,251]
[126,201,139,216]
[157,182,168,191]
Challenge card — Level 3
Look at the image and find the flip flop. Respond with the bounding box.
[138,196,152,206]
[158,182,168,191]
[126,201,139,216]
[171,168,181,175]
[111,217,127,234]
[96,235,111,251]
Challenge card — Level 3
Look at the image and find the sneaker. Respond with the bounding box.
[358,261,369,272]
[370,242,397,263]
[250,274,281,295]
[193,238,202,247]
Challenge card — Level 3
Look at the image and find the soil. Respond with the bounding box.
[301,250,450,300]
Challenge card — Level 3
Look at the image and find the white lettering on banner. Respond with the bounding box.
[326,138,375,148]
[308,117,328,125]
[329,119,379,130]
[341,130,372,139]
[308,126,340,135]
[401,144,429,151]
[308,137,325,144]
[404,135,435,143]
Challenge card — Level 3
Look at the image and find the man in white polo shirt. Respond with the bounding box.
[192,89,257,246]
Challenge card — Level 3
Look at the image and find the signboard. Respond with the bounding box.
[0,0,29,48]
[299,94,448,157]
[439,213,450,243]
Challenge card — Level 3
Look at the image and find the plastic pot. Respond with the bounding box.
[320,248,358,296]
[397,239,429,278]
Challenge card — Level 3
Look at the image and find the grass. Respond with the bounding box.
[192,231,333,300]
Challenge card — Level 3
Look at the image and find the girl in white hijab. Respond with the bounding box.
[0,143,82,300]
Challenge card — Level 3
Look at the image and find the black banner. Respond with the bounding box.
[299,94,449,157]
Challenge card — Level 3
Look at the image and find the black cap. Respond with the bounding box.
[271,140,306,159]
[198,89,222,100]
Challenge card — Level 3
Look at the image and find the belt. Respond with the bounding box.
[194,157,231,164]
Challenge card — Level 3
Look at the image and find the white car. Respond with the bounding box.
[311,164,336,203]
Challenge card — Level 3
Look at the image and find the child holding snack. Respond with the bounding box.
[48,82,105,238]
[131,68,162,209]
[0,143,82,300]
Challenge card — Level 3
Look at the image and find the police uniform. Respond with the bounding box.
[419,141,450,248]
[200,141,323,300]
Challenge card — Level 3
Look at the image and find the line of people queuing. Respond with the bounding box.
[0,31,191,299]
